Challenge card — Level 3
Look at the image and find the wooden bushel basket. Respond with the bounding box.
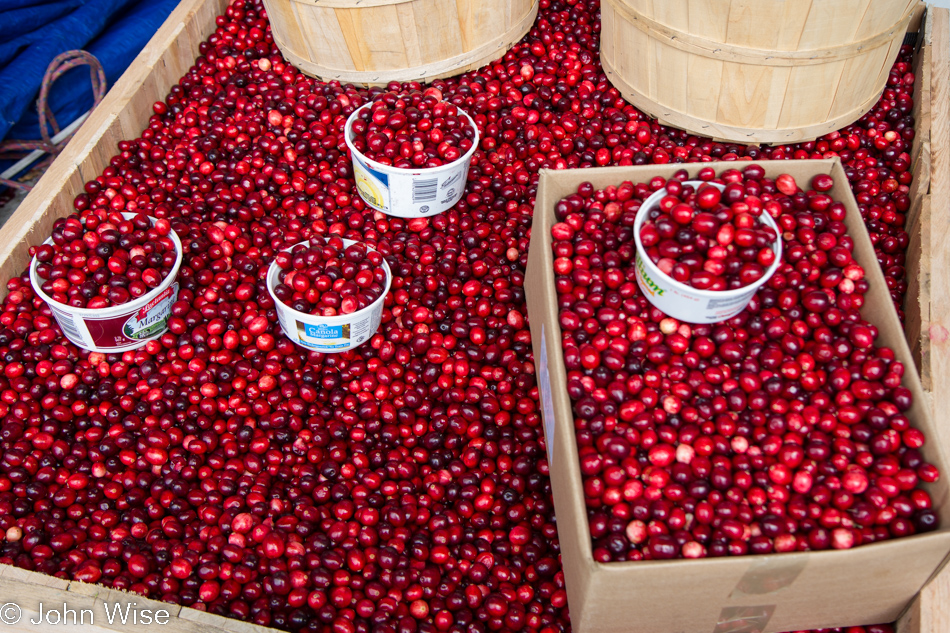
[262,0,538,86]
[600,0,918,144]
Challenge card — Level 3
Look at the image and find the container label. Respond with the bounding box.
[50,283,179,351]
[707,290,755,310]
[304,323,348,339]
[353,155,472,217]
[353,157,391,212]
[538,326,556,465]
[296,322,351,350]
[635,254,665,298]
[292,302,381,352]
[123,285,177,340]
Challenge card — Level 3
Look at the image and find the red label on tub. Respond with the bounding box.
[137,285,175,319]
[84,313,138,348]
[82,283,178,348]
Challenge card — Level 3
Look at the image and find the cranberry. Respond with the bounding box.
[635,177,781,290]
[32,212,177,308]
[348,91,476,167]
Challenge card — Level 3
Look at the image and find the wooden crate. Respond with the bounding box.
[0,0,947,631]
[898,6,950,632]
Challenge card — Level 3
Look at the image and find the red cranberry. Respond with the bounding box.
[349,91,476,167]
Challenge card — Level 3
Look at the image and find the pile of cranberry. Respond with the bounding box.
[0,0,926,630]
[271,239,387,316]
[635,168,782,290]
[349,91,477,168]
[33,212,176,308]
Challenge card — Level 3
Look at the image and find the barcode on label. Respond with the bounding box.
[53,310,84,345]
[412,178,438,203]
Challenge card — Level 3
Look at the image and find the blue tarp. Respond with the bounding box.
[0,0,179,168]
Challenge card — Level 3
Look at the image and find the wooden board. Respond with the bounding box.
[898,5,950,631]
[905,3,936,390]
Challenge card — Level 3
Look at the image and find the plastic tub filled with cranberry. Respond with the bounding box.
[344,90,479,218]
[632,178,783,323]
[29,212,182,352]
[266,237,391,353]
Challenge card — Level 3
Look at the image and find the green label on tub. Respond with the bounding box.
[636,256,665,297]
[122,284,177,340]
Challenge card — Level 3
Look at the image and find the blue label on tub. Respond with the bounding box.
[304,323,347,339]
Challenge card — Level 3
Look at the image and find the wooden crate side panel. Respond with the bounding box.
[899,549,950,633]
[911,5,934,193]
[904,5,933,385]
[0,536,279,633]
[927,4,950,442]
[917,563,950,633]
[905,194,930,389]
[906,0,927,34]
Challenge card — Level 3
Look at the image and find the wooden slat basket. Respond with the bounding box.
[261,0,538,86]
[601,0,918,144]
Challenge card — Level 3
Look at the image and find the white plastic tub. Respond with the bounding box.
[633,181,782,324]
[29,214,183,352]
[344,102,478,218]
[267,239,392,353]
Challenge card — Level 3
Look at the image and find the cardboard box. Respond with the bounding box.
[525,158,950,633]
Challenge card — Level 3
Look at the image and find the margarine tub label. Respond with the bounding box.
[47,283,179,351]
[288,300,383,352]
